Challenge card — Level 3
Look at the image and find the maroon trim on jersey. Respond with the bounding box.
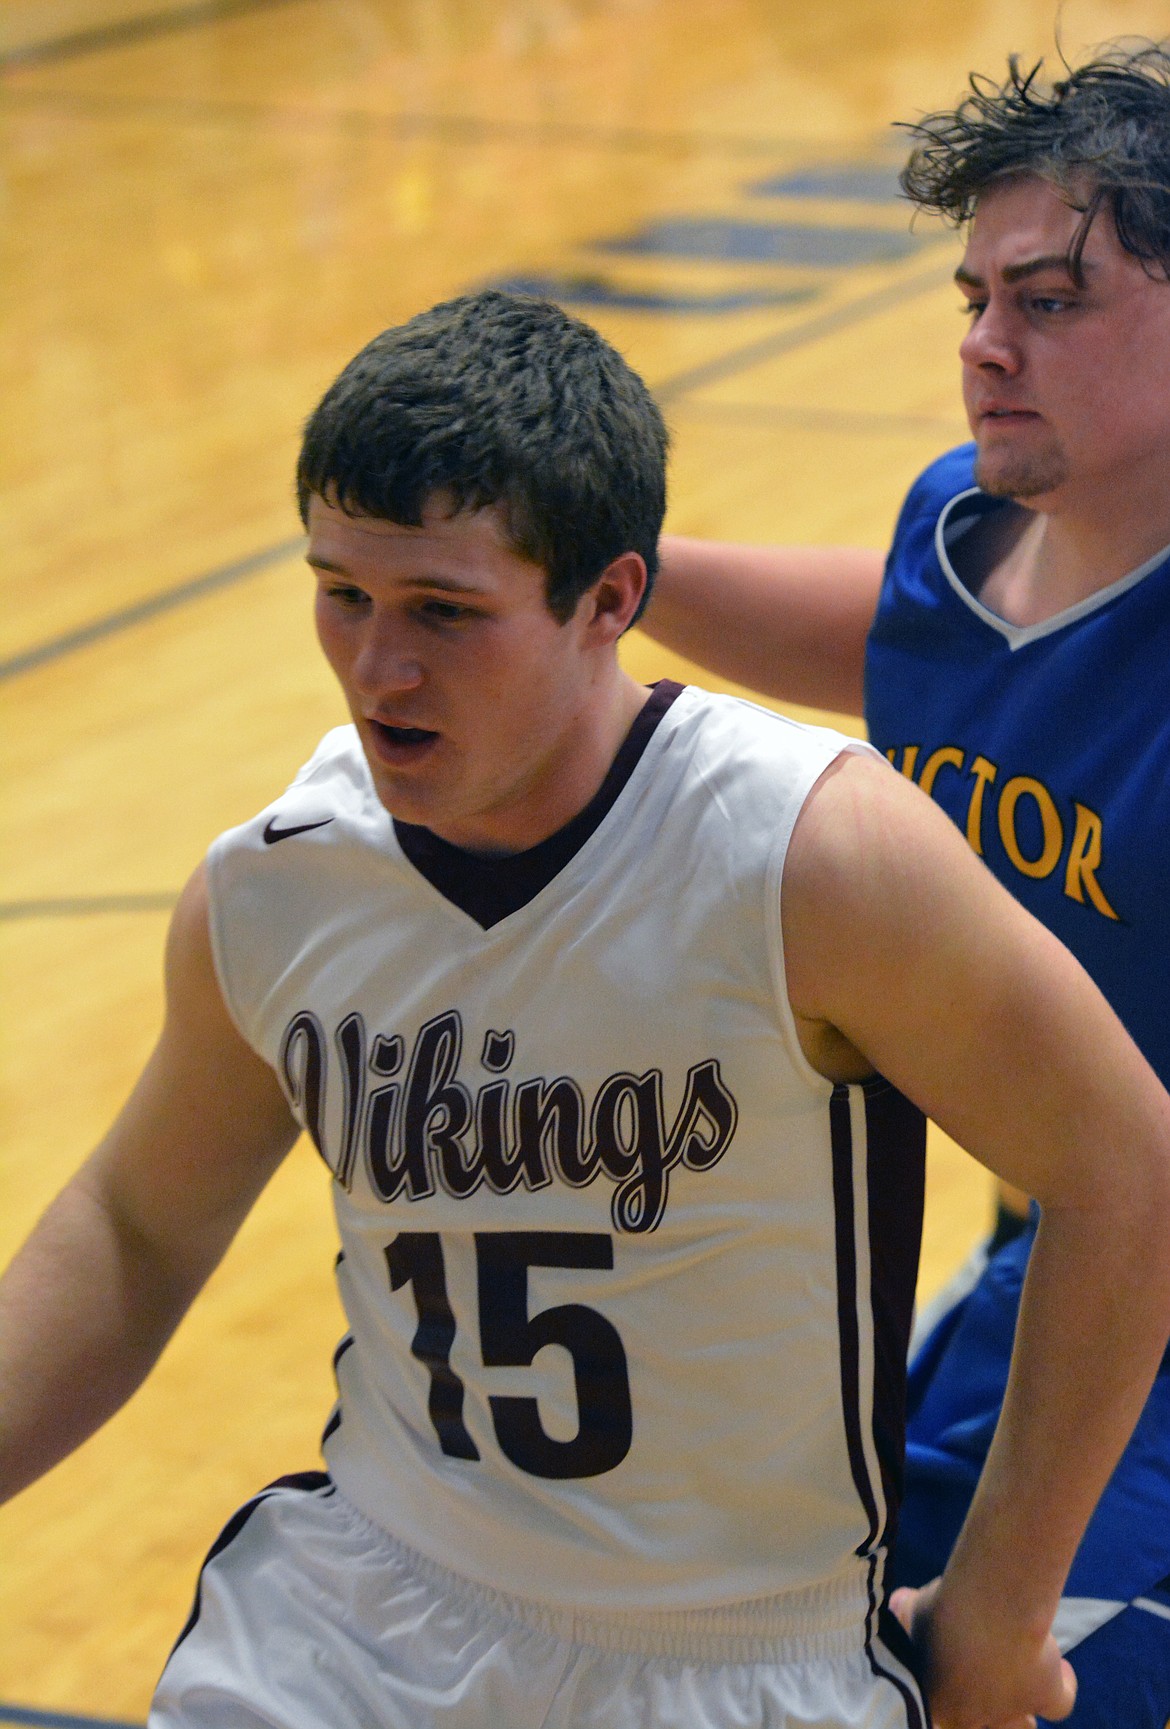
[865,1081,927,1538]
[830,1079,926,1557]
[394,680,684,928]
[865,1563,930,1729]
[830,1085,880,1549]
[321,1332,356,1446]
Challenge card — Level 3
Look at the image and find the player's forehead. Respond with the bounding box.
[960,173,1111,281]
[305,491,542,594]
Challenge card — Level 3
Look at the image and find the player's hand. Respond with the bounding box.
[890,1579,1077,1729]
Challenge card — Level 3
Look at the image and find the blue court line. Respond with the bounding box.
[0,536,305,683]
[0,1706,143,1729]
[0,0,308,71]
[0,895,177,921]
[484,273,817,315]
[597,217,922,267]
[653,256,957,403]
[748,165,903,201]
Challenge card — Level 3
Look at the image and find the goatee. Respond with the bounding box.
[974,445,1069,501]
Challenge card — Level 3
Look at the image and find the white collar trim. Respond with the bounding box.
[934,486,1170,651]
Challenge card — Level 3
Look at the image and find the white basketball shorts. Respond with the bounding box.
[149,1472,926,1729]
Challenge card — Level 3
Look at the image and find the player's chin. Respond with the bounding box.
[972,448,1068,502]
[362,754,448,825]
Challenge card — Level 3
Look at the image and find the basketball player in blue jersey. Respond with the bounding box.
[3,292,1170,1729]
[643,43,1170,1729]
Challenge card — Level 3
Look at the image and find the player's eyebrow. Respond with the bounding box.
[306,555,482,595]
[955,254,1090,288]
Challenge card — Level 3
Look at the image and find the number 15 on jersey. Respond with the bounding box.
[386,1230,634,1480]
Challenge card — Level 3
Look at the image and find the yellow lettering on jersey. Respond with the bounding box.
[1064,802,1121,921]
[886,745,1118,921]
[998,776,1064,879]
[918,745,965,797]
[964,755,998,857]
[886,744,920,778]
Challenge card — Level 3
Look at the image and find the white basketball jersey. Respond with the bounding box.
[206,685,925,1623]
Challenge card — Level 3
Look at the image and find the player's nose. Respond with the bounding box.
[351,611,424,698]
[959,299,1021,374]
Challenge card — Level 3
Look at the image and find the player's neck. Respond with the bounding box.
[433,669,653,857]
[975,493,1170,627]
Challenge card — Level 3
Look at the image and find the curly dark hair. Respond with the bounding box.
[297,290,668,624]
[898,42,1170,277]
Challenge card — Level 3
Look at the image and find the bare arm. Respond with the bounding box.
[783,752,1170,1729]
[0,863,300,1504]
[643,536,884,714]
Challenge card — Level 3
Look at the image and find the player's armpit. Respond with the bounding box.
[642,537,881,715]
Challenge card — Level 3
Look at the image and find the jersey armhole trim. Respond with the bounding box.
[763,738,876,1096]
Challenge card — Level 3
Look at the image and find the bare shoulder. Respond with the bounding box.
[153,860,298,1144]
[783,747,1057,1022]
[163,858,220,1008]
[779,748,1066,1081]
[778,750,978,1080]
[781,749,1170,1207]
[782,748,991,934]
[79,861,299,1250]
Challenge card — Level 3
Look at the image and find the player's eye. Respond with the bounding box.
[420,599,471,623]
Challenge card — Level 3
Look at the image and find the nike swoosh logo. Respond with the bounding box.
[263,817,334,845]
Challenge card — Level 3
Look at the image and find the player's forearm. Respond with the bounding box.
[940,1191,1170,1635]
[0,1172,202,1503]
[644,536,881,714]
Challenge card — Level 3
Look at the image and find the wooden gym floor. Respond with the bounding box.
[2,0,1164,1719]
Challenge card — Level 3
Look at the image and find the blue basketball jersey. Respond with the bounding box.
[866,444,1170,1087]
[873,448,1170,1725]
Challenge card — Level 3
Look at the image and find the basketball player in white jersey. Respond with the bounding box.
[2,292,1170,1729]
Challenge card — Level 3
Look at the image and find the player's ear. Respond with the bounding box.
[582,552,647,641]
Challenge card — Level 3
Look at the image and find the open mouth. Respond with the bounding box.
[368,720,440,760]
[381,724,436,744]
